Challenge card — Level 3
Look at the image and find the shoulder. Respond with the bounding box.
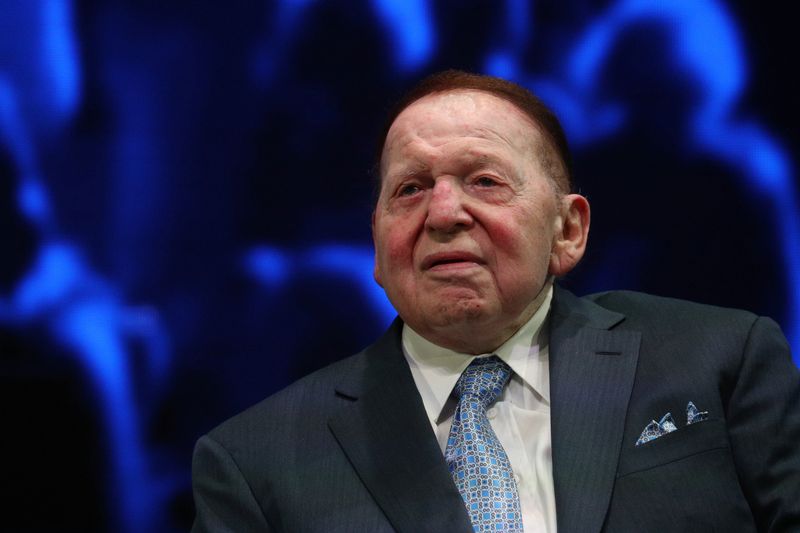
[202,318,405,454]
[560,288,784,373]
[585,289,755,316]
[584,289,760,333]
[571,289,793,386]
[193,320,408,493]
[205,348,366,450]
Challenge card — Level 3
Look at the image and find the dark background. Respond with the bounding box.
[1,1,798,531]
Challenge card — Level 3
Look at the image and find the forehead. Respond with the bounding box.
[382,90,542,173]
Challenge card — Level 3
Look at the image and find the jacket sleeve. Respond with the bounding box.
[191,434,274,533]
[725,316,800,531]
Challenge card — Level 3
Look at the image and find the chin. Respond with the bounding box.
[433,298,490,326]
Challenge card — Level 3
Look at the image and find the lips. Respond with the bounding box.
[421,251,484,270]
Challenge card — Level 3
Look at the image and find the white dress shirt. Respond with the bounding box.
[402,285,556,533]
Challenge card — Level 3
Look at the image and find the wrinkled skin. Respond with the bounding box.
[373,90,590,354]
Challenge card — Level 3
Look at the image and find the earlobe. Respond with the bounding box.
[549,194,590,276]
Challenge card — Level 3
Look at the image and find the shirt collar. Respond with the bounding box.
[402,284,553,424]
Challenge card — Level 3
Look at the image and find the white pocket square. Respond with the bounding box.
[636,412,677,446]
[635,401,708,446]
[686,401,708,425]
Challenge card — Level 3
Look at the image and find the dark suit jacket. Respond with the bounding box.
[191,288,800,532]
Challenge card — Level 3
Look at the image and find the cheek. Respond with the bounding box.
[378,225,416,270]
[487,213,554,273]
[487,222,523,255]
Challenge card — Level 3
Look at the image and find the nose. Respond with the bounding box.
[425,178,473,234]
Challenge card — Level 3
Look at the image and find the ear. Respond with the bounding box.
[371,210,384,287]
[549,194,590,276]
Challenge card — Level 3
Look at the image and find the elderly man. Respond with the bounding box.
[191,71,800,532]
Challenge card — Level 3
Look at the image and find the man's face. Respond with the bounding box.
[373,90,574,353]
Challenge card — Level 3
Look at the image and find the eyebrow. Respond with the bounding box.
[464,152,505,166]
[454,151,516,174]
[384,149,518,183]
[384,160,430,183]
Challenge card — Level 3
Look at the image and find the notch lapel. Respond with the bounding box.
[549,288,641,533]
[328,321,473,533]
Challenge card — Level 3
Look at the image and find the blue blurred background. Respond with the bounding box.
[1,0,798,531]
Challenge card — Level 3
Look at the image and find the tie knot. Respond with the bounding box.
[454,355,511,408]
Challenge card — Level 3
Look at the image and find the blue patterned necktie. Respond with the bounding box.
[445,356,524,532]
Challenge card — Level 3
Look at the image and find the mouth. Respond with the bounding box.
[421,252,484,271]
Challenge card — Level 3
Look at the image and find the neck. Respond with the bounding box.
[412,280,553,354]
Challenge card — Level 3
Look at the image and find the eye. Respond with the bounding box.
[474,175,498,187]
[398,183,422,196]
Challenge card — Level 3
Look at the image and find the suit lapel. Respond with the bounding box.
[328,321,473,533]
[549,288,641,533]
[328,288,640,533]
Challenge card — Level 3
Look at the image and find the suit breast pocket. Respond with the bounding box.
[607,418,757,532]
[617,417,729,477]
